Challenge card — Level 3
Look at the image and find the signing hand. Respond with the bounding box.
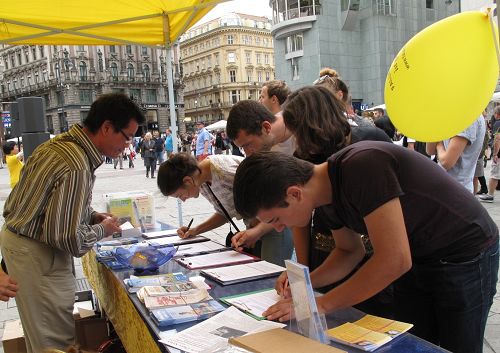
[0,271,18,302]
[262,298,295,322]
[275,271,291,299]
[231,229,261,251]
[177,226,197,239]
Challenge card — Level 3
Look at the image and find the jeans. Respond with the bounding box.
[393,238,499,353]
[155,151,164,164]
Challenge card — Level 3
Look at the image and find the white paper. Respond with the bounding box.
[223,289,281,319]
[147,235,208,247]
[160,306,285,353]
[120,221,141,237]
[201,261,285,283]
[142,229,179,238]
[174,241,227,257]
[176,251,255,269]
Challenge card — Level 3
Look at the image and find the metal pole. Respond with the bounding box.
[163,14,183,227]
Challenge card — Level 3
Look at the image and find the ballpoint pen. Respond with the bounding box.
[186,218,194,232]
[132,200,146,233]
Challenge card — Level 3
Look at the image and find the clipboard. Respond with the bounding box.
[175,250,258,269]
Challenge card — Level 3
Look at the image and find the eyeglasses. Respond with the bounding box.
[119,130,133,143]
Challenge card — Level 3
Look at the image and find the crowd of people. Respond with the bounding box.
[0,66,499,353]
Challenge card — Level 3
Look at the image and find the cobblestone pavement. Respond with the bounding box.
[0,158,499,352]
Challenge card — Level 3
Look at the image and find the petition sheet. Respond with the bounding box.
[160,306,285,353]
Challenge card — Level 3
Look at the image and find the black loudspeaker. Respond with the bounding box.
[17,97,47,133]
[22,132,50,161]
[10,102,20,137]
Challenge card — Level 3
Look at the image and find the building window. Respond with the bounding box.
[130,88,141,101]
[79,89,93,104]
[127,63,135,81]
[143,64,151,82]
[425,0,433,9]
[110,45,116,53]
[24,51,29,63]
[4,60,8,70]
[263,38,269,47]
[142,46,148,55]
[256,53,262,65]
[31,46,37,60]
[10,56,15,68]
[207,56,212,67]
[39,46,45,58]
[146,89,157,103]
[229,70,236,83]
[56,91,64,106]
[17,52,22,65]
[245,51,252,64]
[291,58,300,80]
[376,0,395,15]
[110,62,118,81]
[246,69,252,82]
[55,63,61,80]
[227,34,234,45]
[79,61,88,81]
[257,71,263,82]
[265,71,271,81]
[34,72,39,83]
[230,90,240,104]
[264,54,270,65]
[228,52,236,63]
[255,37,261,46]
[77,45,85,52]
[215,53,220,66]
[286,33,303,53]
[59,112,68,132]
[126,45,132,55]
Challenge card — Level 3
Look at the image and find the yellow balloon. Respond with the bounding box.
[385,11,499,142]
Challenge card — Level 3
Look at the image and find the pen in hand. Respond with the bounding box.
[185,218,194,235]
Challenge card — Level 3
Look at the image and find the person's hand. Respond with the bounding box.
[231,229,261,251]
[100,216,122,236]
[262,298,295,322]
[92,212,114,225]
[0,271,18,302]
[177,226,198,239]
[275,271,291,299]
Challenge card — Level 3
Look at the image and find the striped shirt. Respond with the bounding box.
[3,124,105,257]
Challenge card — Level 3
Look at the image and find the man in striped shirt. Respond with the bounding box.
[0,93,145,353]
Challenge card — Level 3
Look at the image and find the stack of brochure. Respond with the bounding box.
[176,250,258,270]
[150,300,225,328]
[326,315,413,352]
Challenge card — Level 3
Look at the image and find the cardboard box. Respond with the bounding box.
[2,320,27,353]
[75,316,108,351]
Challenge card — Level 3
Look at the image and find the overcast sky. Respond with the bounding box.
[196,0,273,25]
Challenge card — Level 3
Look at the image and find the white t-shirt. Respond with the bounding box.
[199,155,244,220]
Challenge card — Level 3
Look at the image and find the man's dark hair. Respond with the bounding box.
[374,116,396,140]
[374,107,385,115]
[2,141,16,155]
[226,100,277,140]
[283,86,350,160]
[263,80,291,105]
[83,93,145,133]
[233,151,314,219]
[157,152,201,196]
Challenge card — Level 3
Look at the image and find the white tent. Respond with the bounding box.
[7,135,56,142]
[205,120,227,131]
[365,104,386,111]
[491,92,500,102]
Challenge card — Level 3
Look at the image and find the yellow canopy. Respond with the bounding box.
[0,0,227,46]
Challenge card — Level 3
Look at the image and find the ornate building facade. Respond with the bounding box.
[180,13,275,131]
[0,43,184,137]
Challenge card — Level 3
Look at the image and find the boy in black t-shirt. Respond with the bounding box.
[233,142,499,353]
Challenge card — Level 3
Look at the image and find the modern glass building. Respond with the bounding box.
[269,0,459,108]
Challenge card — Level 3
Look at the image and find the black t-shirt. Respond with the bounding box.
[154,137,164,152]
[318,141,498,263]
